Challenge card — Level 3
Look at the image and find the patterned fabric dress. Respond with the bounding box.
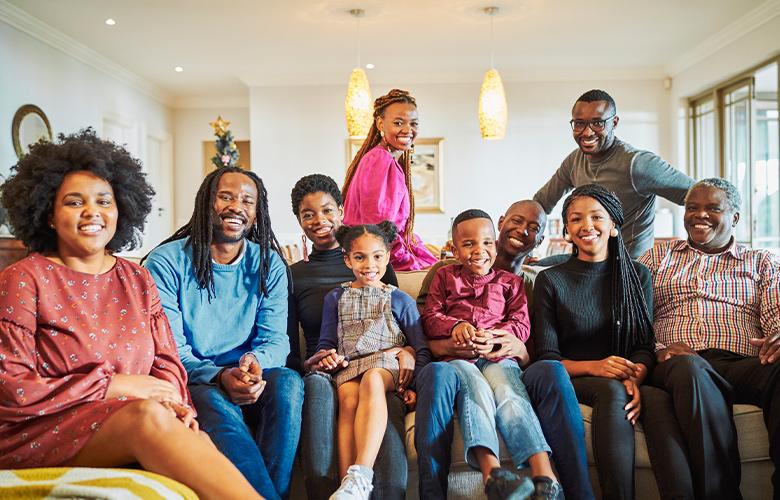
[0,254,190,467]
[334,284,407,386]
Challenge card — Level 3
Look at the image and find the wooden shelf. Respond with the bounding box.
[0,238,28,270]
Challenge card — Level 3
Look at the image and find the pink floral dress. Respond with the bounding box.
[0,254,189,467]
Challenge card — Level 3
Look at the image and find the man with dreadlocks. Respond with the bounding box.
[524,184,657,500]
[342,88,438,271]
[144,167,303,500]
[534,89,694,259]
[638,178,780,500]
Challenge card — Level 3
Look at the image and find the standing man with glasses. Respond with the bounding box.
[534,89,694,258]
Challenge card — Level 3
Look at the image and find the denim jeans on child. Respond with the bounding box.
[449,358,550,468]
[300,371,408,500]
[189,367,303,500]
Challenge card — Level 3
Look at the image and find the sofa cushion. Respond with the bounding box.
[733,404,770,461]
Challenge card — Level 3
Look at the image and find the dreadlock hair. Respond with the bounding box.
[145,166,284,300]
[335,221,398,253]
[574,89,617,115]
[290,174,342,217]
[451,209,493,239]
[562,184,654,357]
[342,89,418,246]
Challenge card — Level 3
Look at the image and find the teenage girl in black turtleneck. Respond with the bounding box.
[287,174,404,500]
[529,184,656,500]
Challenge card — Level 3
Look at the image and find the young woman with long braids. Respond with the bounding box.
[523,184,656,500]
[342,89,438,271]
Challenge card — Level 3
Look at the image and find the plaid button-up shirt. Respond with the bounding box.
[638,239,780,356]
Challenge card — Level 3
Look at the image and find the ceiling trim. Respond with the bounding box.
[172,95,249,110]
[240,67,667,88]
[0,0,173,106]
[665,0,780,76]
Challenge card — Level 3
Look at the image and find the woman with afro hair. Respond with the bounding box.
[0,129,260,499]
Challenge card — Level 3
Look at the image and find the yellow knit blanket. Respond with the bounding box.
[0,468,197,499]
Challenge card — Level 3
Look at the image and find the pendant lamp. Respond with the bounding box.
[345,9,373,138]
[478,7,508,140]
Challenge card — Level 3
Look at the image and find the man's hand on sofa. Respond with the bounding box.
[656,342,698,363]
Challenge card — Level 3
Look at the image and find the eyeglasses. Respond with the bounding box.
[569,115,616,133]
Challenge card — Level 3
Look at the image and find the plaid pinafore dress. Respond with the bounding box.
[334,283,407,387]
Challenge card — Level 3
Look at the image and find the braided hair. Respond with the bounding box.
[144,166,284,300]
[335,221,398,253]
[562,184,653,357]
[343,89,417,245]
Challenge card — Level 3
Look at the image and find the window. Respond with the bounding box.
[688,59,779,252]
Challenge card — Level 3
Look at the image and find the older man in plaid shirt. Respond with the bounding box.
[637,178,780,499]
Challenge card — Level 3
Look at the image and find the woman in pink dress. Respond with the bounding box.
[342,89,438,271]
[0,129,259,499]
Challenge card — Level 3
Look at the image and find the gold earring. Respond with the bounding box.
[379,130,385,138]
[610,227,618,237]
[563,233,572,242]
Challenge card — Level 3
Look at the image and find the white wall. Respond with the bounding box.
[0,21,172,177]
[171,107,250,228]
[251,79,670,245]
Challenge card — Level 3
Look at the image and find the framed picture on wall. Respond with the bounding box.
[346,137,444,213]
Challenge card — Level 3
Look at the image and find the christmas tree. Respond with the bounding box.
[209,116,240,168]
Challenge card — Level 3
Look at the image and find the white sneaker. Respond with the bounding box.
[329,465,374,500]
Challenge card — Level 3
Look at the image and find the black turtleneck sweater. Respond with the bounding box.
[532,256,655,370]
[286,247,398,373]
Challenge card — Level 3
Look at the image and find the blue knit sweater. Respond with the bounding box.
[145,238,289,385]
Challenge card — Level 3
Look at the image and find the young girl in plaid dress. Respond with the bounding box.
[312,221,431,500]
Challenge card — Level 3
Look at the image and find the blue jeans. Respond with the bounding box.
[189,367,303,500]
[450,358,550,468]
[414,361,460,500]
[300,372,407,500]
[523,360,595,500]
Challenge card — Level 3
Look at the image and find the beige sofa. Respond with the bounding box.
[394,269,772,500]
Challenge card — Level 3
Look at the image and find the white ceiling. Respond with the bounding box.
[5,0,773,102]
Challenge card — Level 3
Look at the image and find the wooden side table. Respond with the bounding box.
[0,238,28,270]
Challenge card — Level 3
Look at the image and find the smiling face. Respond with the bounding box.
[377,102,418,152]
[297,191,343,251]
[684,185,738,253]
[344,233,390,288]
[497,201,546,259]
[571,100,618,160]
[452,217,497,276]
[565,196,615,262]
[51,171,118,259]
[211,172,258,243]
